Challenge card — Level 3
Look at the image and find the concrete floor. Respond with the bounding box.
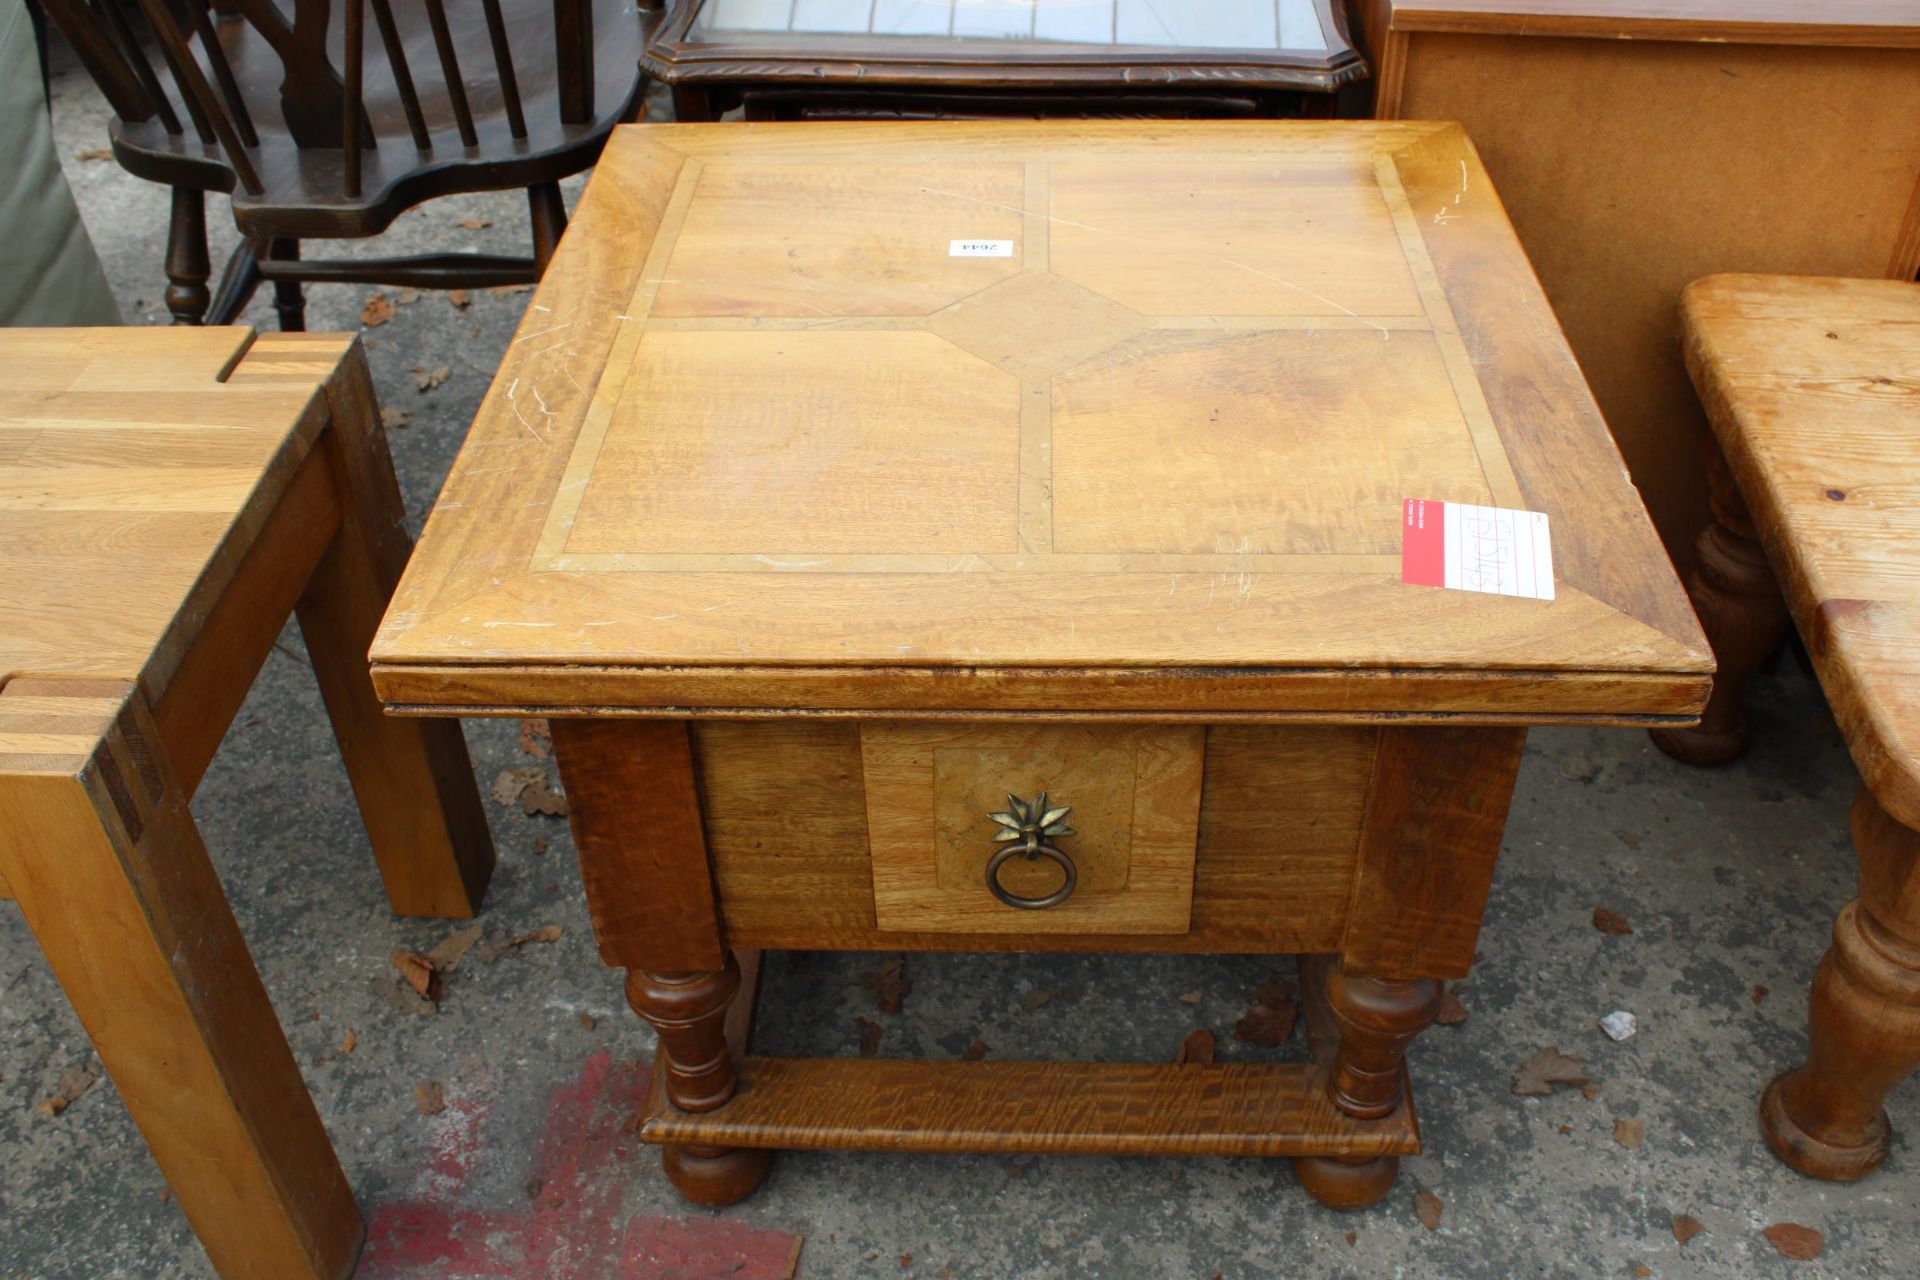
[5,42,1918,1280]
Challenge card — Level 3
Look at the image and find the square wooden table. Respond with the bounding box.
[372,120,1710,1209]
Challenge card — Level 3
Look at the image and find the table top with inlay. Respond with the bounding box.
[1681,274,1920,827]
[370,120,1709,722]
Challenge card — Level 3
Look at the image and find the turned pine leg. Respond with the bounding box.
[297,346,494,917]
[1295,959,1441,1210]
[0,683,362,1278]
[1650,448,1789,765]
[552,718,772,1207]
[627,959,770,1206]
[1761,786,1920,1180]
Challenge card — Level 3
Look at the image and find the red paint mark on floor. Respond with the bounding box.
[360,1051,796,1279]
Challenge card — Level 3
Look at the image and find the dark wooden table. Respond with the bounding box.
[647,0,1367,119]
[371,120,1709,1212]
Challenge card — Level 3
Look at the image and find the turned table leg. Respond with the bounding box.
[552,718,772,1207]
[1650,447,1789,765]
[1296,959,1442,1210]
[627,958,770,1205]
[1762,786,1920,1180]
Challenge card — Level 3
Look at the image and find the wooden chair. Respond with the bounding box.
[42,0,663,327]
[0,326,494,1276]
[1652,274,1920,1182]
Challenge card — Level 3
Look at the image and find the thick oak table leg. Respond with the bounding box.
[1650,448,1789,766]
[296,348,494,917]
[552,718,771,1206]
[1298,726,1525,1210]
[0,685,362,1279]
[1762,786,1920,1180]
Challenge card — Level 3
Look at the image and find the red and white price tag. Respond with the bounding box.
[1401,499,1554,601]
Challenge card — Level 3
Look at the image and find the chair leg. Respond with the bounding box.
[206,238,265,326]
[0,683,363,1279]
[164,187,211,325]
[528,181,568,278]
[294,347,495,917]
[269,238,307,331]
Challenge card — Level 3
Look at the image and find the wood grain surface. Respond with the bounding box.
[370,121,1708,722]
[637,1055,1421,1157]
[1368,19,1920,583]
[1385,1,1920,46]
[861,721,1203,934]
[693,721,1373,953]
[1680,276,1920,831]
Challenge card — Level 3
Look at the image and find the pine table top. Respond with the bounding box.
[1681,274,1920,827]
[371,121,1709,722]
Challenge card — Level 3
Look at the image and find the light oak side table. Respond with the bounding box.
[372,121,1710,1211]
[0,328,493,1278]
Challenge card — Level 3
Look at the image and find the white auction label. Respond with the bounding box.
[1401,498,1555,601]
[949,239,1014,258]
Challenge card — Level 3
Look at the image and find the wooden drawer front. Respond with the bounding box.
[693,722,1374,954]
[861,723,1205,935]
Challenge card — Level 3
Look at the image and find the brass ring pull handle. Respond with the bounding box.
[985,793,1077,911]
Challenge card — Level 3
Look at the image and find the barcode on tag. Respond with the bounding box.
[949,239,1014,258]
[1401,499,1554,601]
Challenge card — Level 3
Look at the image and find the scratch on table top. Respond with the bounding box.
[513,321,575,346]
[482,620,556,628]
[756,555,826,568]
[1206,255,1388,340]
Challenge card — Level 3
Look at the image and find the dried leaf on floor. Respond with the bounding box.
[380,405,410,430]
[781,1235,805,1280]
[578,1012,597,1031]
[1511,1046,1588,1096]
[36,1064,98,1118]
[1175,1029,1215,1065]
[415,1080,446,1116]
[1177,990,1204,1005]
[517,717,552,759]
[962,1040,989,1061]
[1617,831,1641,849]
[532,835,550,855]
[425,924,486,973]
[860,958,912,1014]
[487,283,532,296]
[448,289,473,310]
[370,975,437,1017]
[491,767,544,806]
[1233,979,1297,1047]
[1437,987,1470,1025]
[1761,1224,1824,1261]
[412,363,452,392]
[1612,1117,1644,1149]
[341,1027,357,1055]
[519,776,568,817]
[513,924,564,947]
[74,148,114,162]
[855,1016,884,1057]
[1592,907,1633,935]
[459,217,492,229]
[1752,984,1769,1005]
[395,288,420,305]
[1414,1187,1443,1230]
[1672,1214,1705,1245]
[360,292,396,328]
[391,950,443,1001]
